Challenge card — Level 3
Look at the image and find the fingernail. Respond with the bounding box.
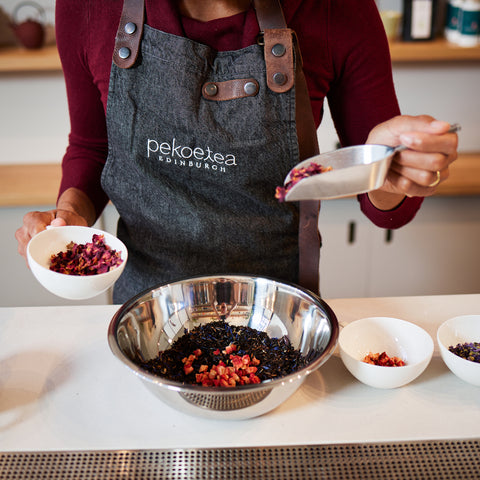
[429,120,450,131]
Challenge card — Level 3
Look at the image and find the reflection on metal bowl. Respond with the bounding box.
[108,274,339,420]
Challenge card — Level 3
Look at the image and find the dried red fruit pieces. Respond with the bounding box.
[182,345,262,387]
[275,162,332,202]
[362,351,405,367]
[49,234,123,275]
[141,320,307,386]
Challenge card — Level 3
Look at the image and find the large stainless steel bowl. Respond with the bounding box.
[108,275,339,420]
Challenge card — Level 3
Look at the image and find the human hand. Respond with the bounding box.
[15,188,95,261]
[367,115,459,199]
[15,208,89,261]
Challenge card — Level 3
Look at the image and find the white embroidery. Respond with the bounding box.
[147,138,236,171]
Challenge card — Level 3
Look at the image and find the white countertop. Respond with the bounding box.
[0,294,479,453]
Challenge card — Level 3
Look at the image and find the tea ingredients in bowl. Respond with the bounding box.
[448,342,480,363]
[141,320,311,387]
[363,351,406,367]
[275,162,332,202]
[49,234,123,275]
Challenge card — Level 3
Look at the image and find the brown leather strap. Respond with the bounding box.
[113,0,145,68]
[262,28,295,93]
[202,79,260,101]
[294,35,320,292]
[255,0,294,93]
[294,40,321,293]
[255,0,321,293]
[254,0,288,29]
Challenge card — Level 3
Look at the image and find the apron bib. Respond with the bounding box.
[102,0,320,303]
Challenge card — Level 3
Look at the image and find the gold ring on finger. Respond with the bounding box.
[428,170,441,188]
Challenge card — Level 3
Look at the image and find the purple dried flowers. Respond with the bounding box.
[49,234,123,275]
[275,162,332,202]
[448,342,480,363]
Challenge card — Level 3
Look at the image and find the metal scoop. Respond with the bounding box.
[283,123,460,201]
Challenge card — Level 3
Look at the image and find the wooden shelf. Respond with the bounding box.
[0,44,61,73]
[0,163,61,206]
[389,38,480,63]
[0,153,478,207]
[0,37,480,73]
[435,152,480,196]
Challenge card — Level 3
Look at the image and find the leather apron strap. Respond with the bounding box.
[255,0,321,294]
[113,0,145,68]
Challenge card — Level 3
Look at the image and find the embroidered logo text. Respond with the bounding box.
[147,138,237,172]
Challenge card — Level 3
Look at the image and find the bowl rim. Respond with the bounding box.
[437,315,480,367]
[107,273,340,393]
[27,225,128,279]
[339,316,434,367]
[437,314,480,339]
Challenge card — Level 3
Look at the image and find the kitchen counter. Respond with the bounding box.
[1,153,480,207]
[0,294,478,455]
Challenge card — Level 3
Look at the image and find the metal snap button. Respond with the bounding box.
[118,47,131,59]
[271,43,286,57]
[124,22,137,35]
[244,81,258,95]
[204,83,218,96]
[273,72,286,85]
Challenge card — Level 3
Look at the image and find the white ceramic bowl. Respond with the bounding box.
[339,316,434,389]
[27,226,127,300]
[437,315,480,387]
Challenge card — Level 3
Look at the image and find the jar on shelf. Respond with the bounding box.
[457,0,480,46]
[445,0,464,43]
[402,0,438,41]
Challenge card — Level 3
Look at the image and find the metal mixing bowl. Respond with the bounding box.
[108,274,339,420]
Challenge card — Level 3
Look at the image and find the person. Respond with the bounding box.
[15,0,459,303]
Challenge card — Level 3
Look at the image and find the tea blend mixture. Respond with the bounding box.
[141,321,310,387]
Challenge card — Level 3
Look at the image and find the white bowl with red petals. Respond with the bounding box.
[27,225,128,300]
[339,316,434,389]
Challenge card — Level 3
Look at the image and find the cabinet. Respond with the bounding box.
[319,196,480,298]
[3,196,478,307]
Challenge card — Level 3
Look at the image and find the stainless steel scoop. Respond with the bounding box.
[283,123,460,201]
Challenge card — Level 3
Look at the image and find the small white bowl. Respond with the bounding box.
[437,315,480,387]
[339,316,434,389]
[27,226,128,300]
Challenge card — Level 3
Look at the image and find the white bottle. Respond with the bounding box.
[457,0,480,46]
[402,0,437,41]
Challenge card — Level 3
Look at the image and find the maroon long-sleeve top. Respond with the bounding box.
[55,0,422,227]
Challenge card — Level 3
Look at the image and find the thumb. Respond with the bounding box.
[422,119,454,134]
[50,217,67,227]
[400,117,451,135]
[398,118,455,149]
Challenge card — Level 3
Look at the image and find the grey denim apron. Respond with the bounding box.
[103,0,321,303]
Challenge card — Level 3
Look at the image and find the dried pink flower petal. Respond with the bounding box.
[49,234,123,276]
[275,162,332,202]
